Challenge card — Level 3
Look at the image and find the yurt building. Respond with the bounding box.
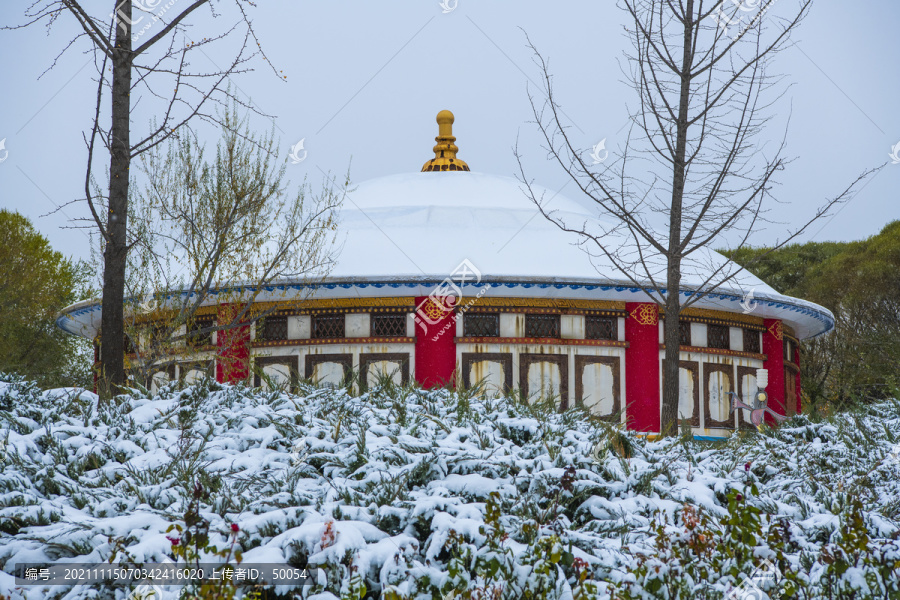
[57,111,833,438]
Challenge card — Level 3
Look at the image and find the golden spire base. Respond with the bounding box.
[421,110,470,172]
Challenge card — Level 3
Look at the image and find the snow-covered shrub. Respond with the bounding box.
[164,481,243,599]
[609,486,808,600]
[815,495,900,599]
[0,374,899,599]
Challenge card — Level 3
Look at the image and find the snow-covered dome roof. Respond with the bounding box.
[333,170,758,284]
[326,170,832,339]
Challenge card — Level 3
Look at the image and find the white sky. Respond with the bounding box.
[1,1,898,267]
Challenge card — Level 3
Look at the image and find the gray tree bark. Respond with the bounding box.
[660,0,694,436]
[98,0,133,396]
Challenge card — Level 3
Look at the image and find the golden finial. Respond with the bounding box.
[421,110,470,172]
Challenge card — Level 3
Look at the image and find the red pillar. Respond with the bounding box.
[216,304,250,384]
[795,344,803,414]
[763,318,786,424]
[625,302,660,433]
[414,296,457,388]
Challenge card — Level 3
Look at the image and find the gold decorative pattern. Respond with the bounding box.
[768,320,783,341]
[668,307,765,328]
[252,337,414,348]
[466,306,625,317]
[421,297,451,322]
[664,314,766,331]
[667,344,767,361]
[471,297,625,311]
[187,297,770,333]
[194,297,418,317]
[283,297,416,311]
[458,336,629,349]
[629,304,659,326]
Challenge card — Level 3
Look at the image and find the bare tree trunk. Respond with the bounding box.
[11,1,286,398]
[660,0,694,435]
[520,0,875,437]
[661,274,682,435]
[98,1,132,397]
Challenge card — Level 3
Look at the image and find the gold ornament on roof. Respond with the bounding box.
[422,110,470,172]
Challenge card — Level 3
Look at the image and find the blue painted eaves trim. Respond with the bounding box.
[56,278,834,338]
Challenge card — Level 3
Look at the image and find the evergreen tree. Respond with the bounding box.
[0,210,93,388]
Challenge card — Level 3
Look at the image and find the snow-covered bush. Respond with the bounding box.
[0,373,899,599]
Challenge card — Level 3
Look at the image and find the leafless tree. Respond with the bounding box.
[122,105,346,388]
[517,0,879,435]
[7,0,284,398]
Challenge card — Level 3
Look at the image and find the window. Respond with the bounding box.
[784,339,796,363]
[743,328,761,354]
[124,333,137,355]
[679,320,692,346]
[525,314,560,338]
[585,315,617,340]
[312,314,345,339]
[187,315,215,347]
[258,315,288,341]
[464,313,499,337]
[145,322,168,358]
[372,313,406,337]
[707,324,730,350]
[150,322,167,346]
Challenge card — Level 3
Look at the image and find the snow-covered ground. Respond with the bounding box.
[0,375,898,599]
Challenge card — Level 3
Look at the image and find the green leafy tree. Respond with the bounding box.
[725,220,900,406]
[0,210,94,388]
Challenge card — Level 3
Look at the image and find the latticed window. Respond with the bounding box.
[585,315,617,340]
[464,313,499,337]
[312,313,345,339]
[707,324,730,350]
[679,320,692,346]
[372,313,406,337]
[743,328,760,354]
[258,315,288,341]
[525,314,560,338]
[187,315,215,347]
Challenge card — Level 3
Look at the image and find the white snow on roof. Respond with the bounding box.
[331,171,775,294]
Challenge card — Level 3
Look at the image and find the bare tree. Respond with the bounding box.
[8,0,283,397]
[517,0,878,435]
[122,104,346,387]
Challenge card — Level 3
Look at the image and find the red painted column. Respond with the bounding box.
[414,296,457,388]
[795,344,803,414]
[763,319,786,425]
[216,304,250,384]
[625,303,660,433]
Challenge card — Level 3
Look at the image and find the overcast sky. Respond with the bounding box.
[1,1,898,266]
